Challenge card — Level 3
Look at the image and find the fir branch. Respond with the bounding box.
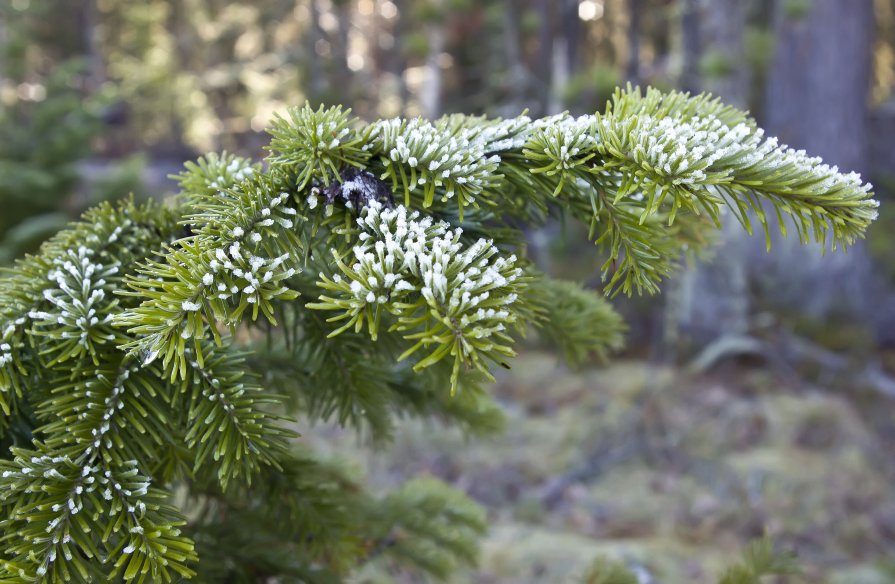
[594,86,877,252]
[0,198,180,418]
[366,477,487,579]
[266,104,370,189]
[530,278,626,364]
[187,453,365,581]
[718,537,800,584]
[117,180,302,380]
[309,202,527,394]
[172,152,260,202]
[365,117,502,216]
[0,86,879,583]
[176,343,295,488]
[581,556,639,584]
[0,449,196,583]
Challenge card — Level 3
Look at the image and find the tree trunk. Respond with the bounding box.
[535,0,554,115]
[420,18,445,119]
[701,0,747,107]
[392,0,411,114]
[679,0,702,93]
[687,0,750,340]
[500,0,532,114]
[765,0,873,174]
[747,0,883,342]
[0,9,6,98]
[307,0,329,102]
[560,0,582,75]
[83,0,106,93]
[626,0,641,84]
[547,36,569,115]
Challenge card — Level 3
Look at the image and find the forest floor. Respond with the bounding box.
[307,352,895,584]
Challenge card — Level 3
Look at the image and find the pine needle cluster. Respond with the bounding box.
[0,86,877,582]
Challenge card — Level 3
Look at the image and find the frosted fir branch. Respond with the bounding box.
[367,117,502,212]
[0,200,181,406]
[597,113,753,188]
[438,110,593,154]
[266,104,370,189]
[117,189,302,377]
[0,319,26,407]
[310,201,524,393]
[174,152,259,198]
[179,345,293,487]
[364,112,598,213]
[0,247,121,410]
[4,357,203,580]
[28,247,120,364]
[595,87,877,245]
[523,115,599,195]
[0,452,195,582]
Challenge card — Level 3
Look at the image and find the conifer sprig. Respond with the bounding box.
[117,180,303,379]
[309,202,525,393]
[0,87,878,582]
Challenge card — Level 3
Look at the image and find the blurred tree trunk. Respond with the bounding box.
[334,1,353,102]
[671,0,750,349]
[535,0,554,115]
[82,0,106,93]
[547,0,582,114]
[307,0,328,101]
[627,0,641,83]
[760,0,884,340]
[0,10,6,92]
[165,1,189,151]
[679,0,701,93]
[392,0,411,114]
[699,0,749,337]
[501,0,530,111]
[701,0,747,107]
[765,0,874,174]
[420,3,445,119]
[560,0,583,75]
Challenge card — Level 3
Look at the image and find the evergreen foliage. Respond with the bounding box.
[581,537,799,583]
[0,87,877,582]
[0,62,104,261]
[0,3,145,263]
[718,537,801,584]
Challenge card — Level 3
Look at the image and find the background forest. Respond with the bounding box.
[1,0,894,582]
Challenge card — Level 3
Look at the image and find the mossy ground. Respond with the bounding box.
[304,353,895,583]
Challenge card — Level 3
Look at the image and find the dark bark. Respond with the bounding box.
[627,0,641,84]
[334,1,354,98]
[82,0,106,93]
[701,0,747,107]
[679,0,702,93]
[392,0,411,114]
[547,0,578,114]
[765,0,874,174]
[420,3,446,119]
[535,0,555,115]
[500,0,534,114]
[307,0,328,101]
[560,0,582,74]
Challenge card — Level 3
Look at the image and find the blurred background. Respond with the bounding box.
[2,0,894,581]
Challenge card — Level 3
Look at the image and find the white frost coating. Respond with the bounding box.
[368,117,502,198]
[320,201,522,342]
[21,247,119,354]
[603,110,877,216]
[609,114,753,185]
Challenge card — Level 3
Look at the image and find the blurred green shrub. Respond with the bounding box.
[0,61,147,262]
